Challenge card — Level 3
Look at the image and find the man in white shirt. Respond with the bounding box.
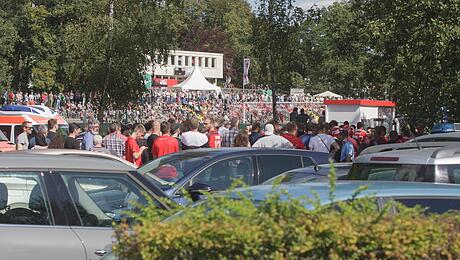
[309,123,340,154]
[252,124,294,149]
[181,119,208,149]
[16,121,33,150]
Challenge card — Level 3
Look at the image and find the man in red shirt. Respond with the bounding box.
[353,122,367,144]
[281,122,305,149]
[125,124,148,167]
[204,117,221,148]
[152,122,179,158]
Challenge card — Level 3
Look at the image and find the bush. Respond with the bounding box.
[113,176,460,259]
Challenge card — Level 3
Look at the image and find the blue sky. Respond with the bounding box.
[249,0,337,10]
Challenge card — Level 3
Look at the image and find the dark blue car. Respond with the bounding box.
[138,148,329,204]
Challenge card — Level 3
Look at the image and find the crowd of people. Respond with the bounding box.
[13,104,412,167]
[1,87,336,124]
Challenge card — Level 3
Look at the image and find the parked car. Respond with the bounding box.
[0,130,15,152]
[138,148,329,204]
[348,146,460,184]
[359,141,458,155]
[262,163,351,185]
[409,132,460,143]
[230,181,460,213]
[0,150,172,260]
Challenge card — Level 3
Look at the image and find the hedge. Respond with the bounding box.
[113,175,460,259]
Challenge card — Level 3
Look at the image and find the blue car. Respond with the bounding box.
[229,181,460,214]
[138,148,329,204]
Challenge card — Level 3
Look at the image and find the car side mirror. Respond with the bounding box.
[186,182,212,202]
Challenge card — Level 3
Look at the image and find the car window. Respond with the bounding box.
[0,172,51,225]
[437,165,460,184]
[140,153,213,185]
[59,173,149,227]
[302,157,315,167]
[187,157,254,191]
[393,197,460,214]
[348,163,435,182]
[0,126,11,142]
[258,155,303,183]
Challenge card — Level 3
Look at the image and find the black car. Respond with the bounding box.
[138,148,329,204]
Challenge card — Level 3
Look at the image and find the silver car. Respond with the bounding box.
[0,150,171,260]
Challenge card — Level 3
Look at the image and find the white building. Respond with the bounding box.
[145,50,224,87]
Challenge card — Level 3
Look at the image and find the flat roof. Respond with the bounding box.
[324,99,396,107]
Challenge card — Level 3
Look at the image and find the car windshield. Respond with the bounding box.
[0,131,8,141]
[138,152,214,189]
[348,163,435,182]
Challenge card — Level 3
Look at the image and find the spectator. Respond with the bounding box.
[90,135,113,155]
[82,120,99,150]
[147,121,161,160]
[252,124,294,149]
[180,118,208,149]
[125,124,148,167]
[152,121,180,158]
[30,125,50,149]
[300,123,316,150]
[234,130,250,147]
[218,120,230,136]
[47,119,58,143]
[16,121,33,150]
[205,117,221,148]
[103,122,125,158]
[249,122,262,146]
[308,123,340,154]
[296,108,310,125]
[289,107,298,122]
[281,122,305,149]
[338,130,355,162]
[48,134,65,149]
[221,117,240,147]
[64,123,81,149]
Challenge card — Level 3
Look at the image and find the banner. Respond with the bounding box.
[143,74,152,88]
[243,58,250,86]
[290,88,305,95]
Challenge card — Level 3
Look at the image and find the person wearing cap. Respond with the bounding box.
[252,123,294,149]
[180,118,208,150]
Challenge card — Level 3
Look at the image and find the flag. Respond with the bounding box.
[243,58,251,86]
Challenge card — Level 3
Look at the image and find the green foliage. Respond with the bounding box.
[113,179,460,259]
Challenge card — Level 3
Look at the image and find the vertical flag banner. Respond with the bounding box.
[243,58,251,86]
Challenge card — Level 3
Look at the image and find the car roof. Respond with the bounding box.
[413,132,460,141]
[139,148,330,173]
[232,181,460,204]
[355,146,460,164]
[360,142,459,155]
[0,149,136,171]
[287,163,351,173]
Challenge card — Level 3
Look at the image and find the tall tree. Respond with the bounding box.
[0,11,18,90]
[253,0,304,121]
[64,0,185,122]
[353,0,460,126]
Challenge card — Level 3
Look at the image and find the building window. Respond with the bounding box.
[170,55,175,65]
[185,56,189,66]
[205,57,209,67]
[178,56,182,66]
[198,57,202,67]
[211,58,216,68]
[192,57,196,66]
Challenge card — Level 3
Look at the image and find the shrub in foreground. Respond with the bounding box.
[113,185,460,260]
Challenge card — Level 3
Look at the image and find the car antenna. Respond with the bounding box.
[407,124,422,150]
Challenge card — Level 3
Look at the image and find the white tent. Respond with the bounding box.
[313,91,343,99]
[172,65,221,91]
